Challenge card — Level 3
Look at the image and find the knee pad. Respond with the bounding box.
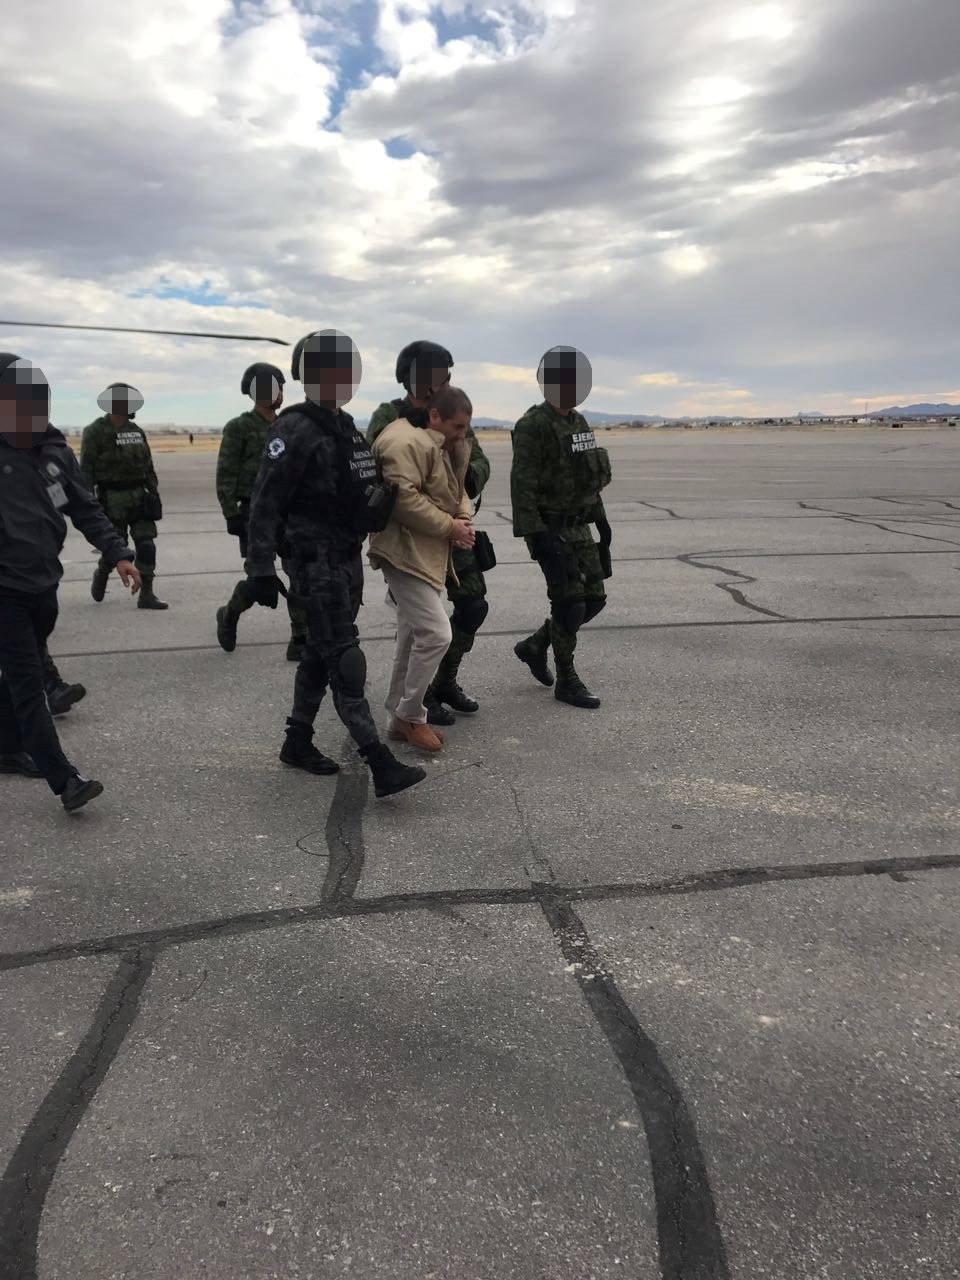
[552,598,586,634]
[582,597,606,625]
[452,596,489,637]
[134,537,156,568]
[334,644,367,697]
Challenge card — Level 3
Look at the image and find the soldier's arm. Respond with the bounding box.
[79,424,98,490]
[245,431,300,576]
[62,447,135,564]
[215,417,245,518]
[365,402,397,446]
[509,417,547,537]
[464,426,490,499]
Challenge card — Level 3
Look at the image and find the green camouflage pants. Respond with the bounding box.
[96,490,158,577]
[433,546,488,686]
[525,521,606,670]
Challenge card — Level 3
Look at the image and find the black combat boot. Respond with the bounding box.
[90,563,110,602]
[359,742,426,798]
[216,606,238,653]
[514,622,554,687]
[424,690,456,725]
[60,775,104,811]
[554,665,601,709]
[432,679,479,714]
[286,634,306,662]
[138,574,169,610]
[47,680,87,717]
[279,720,340,775]
[0,752,43,778]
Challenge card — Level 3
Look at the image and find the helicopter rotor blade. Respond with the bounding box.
[0,320,289,346]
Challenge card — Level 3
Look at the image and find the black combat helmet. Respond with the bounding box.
[241,362,285,401]
[395,340,453,392]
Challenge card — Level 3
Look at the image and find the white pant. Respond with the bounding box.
[381,564,452,724]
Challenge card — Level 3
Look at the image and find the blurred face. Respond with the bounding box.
[0,360,50,449]
[409,360,451,402]
[428,407,471,445]
[98,384,144,420]
[301,330,362,408]
[538,347,592,413]
[249,371,283,410]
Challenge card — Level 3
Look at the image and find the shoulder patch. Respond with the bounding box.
[267,437,286,459]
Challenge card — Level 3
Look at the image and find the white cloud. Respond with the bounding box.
[0,0,957,423]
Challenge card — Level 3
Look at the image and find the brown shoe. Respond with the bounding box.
[394,719,443,752]
[389,717,444,745]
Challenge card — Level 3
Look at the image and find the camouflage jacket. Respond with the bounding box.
[510,401,610,536]
[367,397,490,500]
[80,415,158,492]
[216,406,274,518]
[246,401,373,575]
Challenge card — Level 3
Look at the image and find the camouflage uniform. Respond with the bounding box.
[246,401,381,750]
[510,401,611,677]
[215,406,306,643]
[80,415,163,598]
[367,397,491,692]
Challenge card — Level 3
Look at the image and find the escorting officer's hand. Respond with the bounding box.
[449,518,476,550]
[226,512,247,537]
[250,574,282,608]
[116,561,142,593]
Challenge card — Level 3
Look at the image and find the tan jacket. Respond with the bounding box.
[368,418,472,590]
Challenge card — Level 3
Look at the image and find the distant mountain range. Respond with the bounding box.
[870,403,960,417]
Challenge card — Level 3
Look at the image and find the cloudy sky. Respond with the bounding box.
[1,0,958,424]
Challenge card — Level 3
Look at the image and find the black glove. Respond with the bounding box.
[226,512,247,538]
[528,530,568,590]
[249,575,281,609]
[595,515,613,578]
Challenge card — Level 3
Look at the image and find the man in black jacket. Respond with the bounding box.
[0,353,141,811]
[245,330,425,799]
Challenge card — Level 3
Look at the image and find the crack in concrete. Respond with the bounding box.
[676,553,789,620]
[637,500,682,520]
[320,746,368,904]
[541,897,730,1279]
[0,950,155,1280]
[4,854,957,975]
[797,501,960,548]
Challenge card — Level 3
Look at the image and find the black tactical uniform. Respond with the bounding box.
[245,332,424,798]
[0,354,135,809]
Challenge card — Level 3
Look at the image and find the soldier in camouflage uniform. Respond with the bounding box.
[245,329,425,799]
[81,383,168,610]
[367,340,491,725]
[214,362,307,660]
[510,346,613,709]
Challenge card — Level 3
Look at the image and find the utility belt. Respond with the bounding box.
[540,509,593,531]
[97,481,162,521]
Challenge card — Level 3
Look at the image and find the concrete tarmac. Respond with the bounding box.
[2,426,959,1279]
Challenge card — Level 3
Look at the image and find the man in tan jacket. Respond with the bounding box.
[369,385,475,752]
